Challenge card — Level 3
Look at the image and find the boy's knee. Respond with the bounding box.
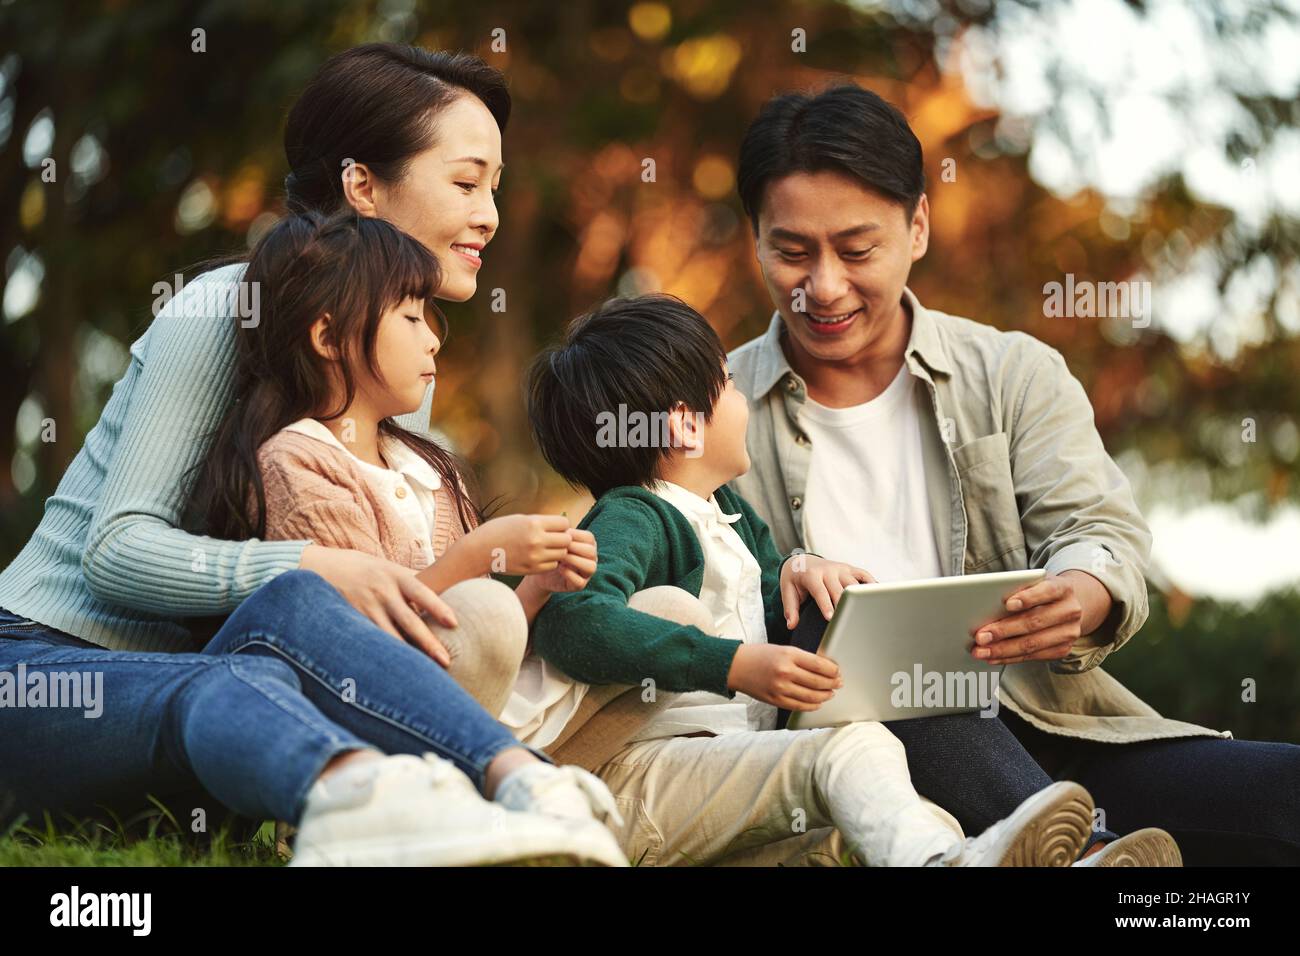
[629,586,714,632]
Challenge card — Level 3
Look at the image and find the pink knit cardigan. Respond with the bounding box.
[255,429,472,568]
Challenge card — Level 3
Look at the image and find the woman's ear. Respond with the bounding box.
[340,160,380,218]
[309,313,340,361]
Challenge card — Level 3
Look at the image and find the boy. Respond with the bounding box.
[526,294,1097,867]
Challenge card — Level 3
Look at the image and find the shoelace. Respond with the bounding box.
[530,767,625,828]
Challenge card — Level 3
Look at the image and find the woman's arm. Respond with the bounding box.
[81,266,309,615]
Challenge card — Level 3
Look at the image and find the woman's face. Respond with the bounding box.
[369,95,504,302]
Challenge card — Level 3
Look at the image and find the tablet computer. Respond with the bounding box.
[786,568,1046,730]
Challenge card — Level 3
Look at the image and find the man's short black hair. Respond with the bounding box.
[527,294,727,499]
[737,83,926,231]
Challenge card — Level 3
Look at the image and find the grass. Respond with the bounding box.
[1,801,285,867]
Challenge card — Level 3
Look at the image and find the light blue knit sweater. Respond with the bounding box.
[0,264,434,652]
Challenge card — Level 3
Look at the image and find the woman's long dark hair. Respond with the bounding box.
[185,211,482,542]
[283,43,510,214]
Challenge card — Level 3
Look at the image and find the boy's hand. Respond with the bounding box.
[779,554,875,628]
[727,644,842,711]
[528,528,597,594]
[469,513,573,575]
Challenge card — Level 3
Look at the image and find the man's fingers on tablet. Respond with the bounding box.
[1004,578,1064,611]
[976,602,1075,642]
[976,625,1076,662]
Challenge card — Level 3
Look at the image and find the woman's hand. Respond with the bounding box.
[299,545,455,667]
[779,554,874,628]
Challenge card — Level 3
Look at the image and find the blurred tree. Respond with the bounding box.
[1,0,1297,583]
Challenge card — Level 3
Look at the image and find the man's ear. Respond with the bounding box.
[910,193,930,263]
[341,161,380,218]
[309,313,340,361]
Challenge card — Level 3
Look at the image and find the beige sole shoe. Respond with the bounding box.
[948,781,1094,866]
[1075,827,1183,867]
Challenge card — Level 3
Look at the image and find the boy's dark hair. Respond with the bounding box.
[736,83,925,231]
[527,295,727,499]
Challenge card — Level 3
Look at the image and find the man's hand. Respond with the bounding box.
[727,644,843,711]
[779,555,874,628]
[970,570,1113,665]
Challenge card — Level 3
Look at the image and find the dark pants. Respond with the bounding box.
[771,601,1300,865]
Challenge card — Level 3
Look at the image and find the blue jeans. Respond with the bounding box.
[0,570,528,826]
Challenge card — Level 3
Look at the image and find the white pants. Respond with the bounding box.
[598,721,965,866]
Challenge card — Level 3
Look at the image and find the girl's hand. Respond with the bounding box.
[779,554,875,629]
[472,514,574,575]
[528,528,597,594]
[300,545,455,667]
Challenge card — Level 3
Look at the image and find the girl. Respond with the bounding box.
[189,209,599,754]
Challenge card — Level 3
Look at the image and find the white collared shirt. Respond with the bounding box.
[282,418,443,569]
[629,479,776,742]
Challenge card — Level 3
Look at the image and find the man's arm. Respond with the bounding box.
[982,344,1152,673]
[531,500,742,695]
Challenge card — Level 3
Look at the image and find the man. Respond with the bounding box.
[726,84,1300,865]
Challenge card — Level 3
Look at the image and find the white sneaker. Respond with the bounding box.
[927,781,1094,867]
[1072,828,1182,867]
[288,753,628,867]
[494,762,625,828]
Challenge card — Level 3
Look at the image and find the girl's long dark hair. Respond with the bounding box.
[185,211,482,542]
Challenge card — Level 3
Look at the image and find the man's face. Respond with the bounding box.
[755,169,929,365]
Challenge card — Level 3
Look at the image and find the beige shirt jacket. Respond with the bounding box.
[727,289,1230,745]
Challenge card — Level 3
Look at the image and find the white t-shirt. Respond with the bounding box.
[798,364,945,583]
[628,480,778,742]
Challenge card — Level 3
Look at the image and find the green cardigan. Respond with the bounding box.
[531,483,793,697]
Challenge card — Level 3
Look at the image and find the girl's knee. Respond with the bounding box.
[439,578,528,660]
[628,586,714,632]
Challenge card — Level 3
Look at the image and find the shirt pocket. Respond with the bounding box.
[953,432,1027,573]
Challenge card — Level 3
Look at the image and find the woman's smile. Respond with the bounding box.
[451,241,483,269]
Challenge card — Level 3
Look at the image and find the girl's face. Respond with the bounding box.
[371,96,503,303]
[361,296,442,419]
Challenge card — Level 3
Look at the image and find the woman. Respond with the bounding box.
[0,44,626,867]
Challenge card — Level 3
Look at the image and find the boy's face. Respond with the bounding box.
[754,169,929,367]
[691,365,751,481]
